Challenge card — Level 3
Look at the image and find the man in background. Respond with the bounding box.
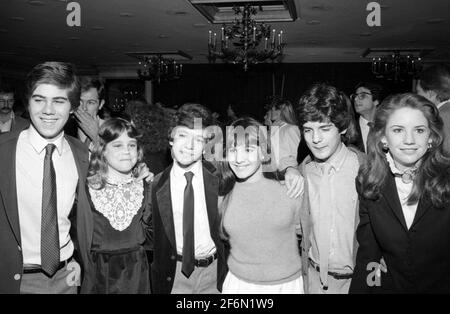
[351,82,383,153]
[416,63,450,155]
[0,82,29,134]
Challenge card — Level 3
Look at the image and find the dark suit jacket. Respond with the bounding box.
[0,129,93,294]
[0,116,29,137]
[147,161,227,294]
[11,116,30,133]
[353,115,366,153]
[350,173,450,293]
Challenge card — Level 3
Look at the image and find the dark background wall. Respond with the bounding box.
[154,62,413,121]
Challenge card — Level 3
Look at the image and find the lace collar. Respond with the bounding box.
[89,179,144,231]
[385,152,418,184]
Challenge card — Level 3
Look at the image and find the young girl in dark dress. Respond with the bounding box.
[83,118,151,294]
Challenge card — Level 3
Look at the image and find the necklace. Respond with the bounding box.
[385,153,418,184]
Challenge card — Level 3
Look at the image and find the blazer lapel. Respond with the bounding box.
[355,117,366,153]
[65,135,91,251]
[156,166,176,249]
[410,195,432,229]
[66,136,89,181]
[381,174,409,232]
[0,137,21,245]
[202,164,219,240]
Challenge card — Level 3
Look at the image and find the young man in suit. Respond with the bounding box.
[416,63,450,155]
[0,82,29,134]
[296,83,363,294]
[147,103,227,294]
[0,62,93,294]
[351,82,384,153]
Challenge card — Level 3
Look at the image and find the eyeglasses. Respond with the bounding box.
[351,92,372,100]
[0,99,14,106]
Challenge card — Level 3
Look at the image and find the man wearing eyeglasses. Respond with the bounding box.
[0,83,29,134]
[351,82,383,153]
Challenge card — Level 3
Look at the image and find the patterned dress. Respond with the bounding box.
[84,178,151,294]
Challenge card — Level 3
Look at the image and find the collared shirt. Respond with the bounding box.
[359,116,371,152]
[270,120,301,171]
[306,144,359,272]
[385,153,418,229]
[170,160,216,257]
[16,125,79,265]
[0,111,14,133]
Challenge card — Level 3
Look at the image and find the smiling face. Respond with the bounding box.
[170,126,206,169]
[302,120,344,162]
[28,83,72,140]
[104,131,138,177]
[381,107,431,171]
[227,136,263,183]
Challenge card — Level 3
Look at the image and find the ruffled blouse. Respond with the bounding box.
[88,179,147,251]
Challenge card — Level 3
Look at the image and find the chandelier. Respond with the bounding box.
[207,4,285,71]
[363,48,433,82]
[126,51,192,83]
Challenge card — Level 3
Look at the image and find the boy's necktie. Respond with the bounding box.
[182,171,195,278]
[41,144,60,276]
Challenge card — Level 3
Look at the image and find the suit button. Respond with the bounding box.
[166,277,172,281]
[18,246,22,252]
[14,274,21,280]
[171,255,175,260]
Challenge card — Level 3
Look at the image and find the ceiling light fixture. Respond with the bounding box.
[363,48,434,82]
[207,4,286,71]
[127,51,192,83]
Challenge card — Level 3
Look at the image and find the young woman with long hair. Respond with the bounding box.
[350,93,450,293]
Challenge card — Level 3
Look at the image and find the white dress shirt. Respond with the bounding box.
[16,125,79,265]
[386,153,418,229]
[170,160,216,257]
[270,121,301,170]
[359,116,371,152]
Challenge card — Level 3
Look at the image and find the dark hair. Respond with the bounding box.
[25,62,80,110]
[355,81,384,103]
[357,93,450,208]
[296,83,358,145]
[168,103,216,141]
[417,63,450,103]
[80,76,105,101]
[87,118,144,190]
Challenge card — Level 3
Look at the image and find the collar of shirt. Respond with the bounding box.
[359,115,370,126]
[385,151,420,177]
[26,124,65,156]
[313,143,349,175]
[272,120,287,127]
[172,159,203,181]
[437,99,450,110]
[0,111,14,126]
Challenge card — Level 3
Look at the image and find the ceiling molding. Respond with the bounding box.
[188,0,298,23]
